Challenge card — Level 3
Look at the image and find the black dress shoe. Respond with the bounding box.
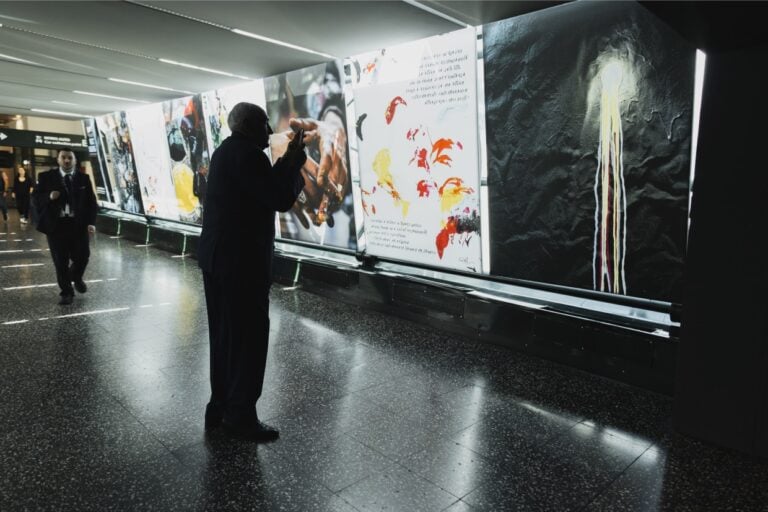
[58,295,74,305]
[221,418,280,442]
[74,280,87,293]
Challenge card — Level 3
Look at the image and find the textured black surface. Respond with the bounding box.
[484,1,694,302]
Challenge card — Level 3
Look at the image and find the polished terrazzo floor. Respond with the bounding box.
[1,211,767,511]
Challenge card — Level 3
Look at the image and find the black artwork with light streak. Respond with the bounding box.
[483,1,694,303]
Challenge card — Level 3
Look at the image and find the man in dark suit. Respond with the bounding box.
[0,169,9,222]
[198,102,306,441]
[34,148,98,305]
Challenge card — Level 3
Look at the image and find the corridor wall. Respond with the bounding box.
[89,0,696,314]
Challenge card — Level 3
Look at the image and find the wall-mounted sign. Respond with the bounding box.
[0,127,87,150]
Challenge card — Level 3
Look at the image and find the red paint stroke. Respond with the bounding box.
[435,217,458,259]
[385,96,407,125]
[416,179,435,198]
[409,148,429,170]
[435,210,480,259]
[406,127,420,141]
[457,141,463,150]
[372,204,377,214]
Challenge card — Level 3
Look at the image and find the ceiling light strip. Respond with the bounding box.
[126,1,230,30]
[231,29,335,59]
[128,0,334,59]
[73,90,149,103]
[0,20,255,83]
[1,24,157,60]
[108,77,193,95]
[30,108,90,118]
[158,58,252,80]
[401,0,472,28]
[0,52,39,65]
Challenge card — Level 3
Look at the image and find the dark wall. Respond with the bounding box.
[652,2,768,457]
[640,2,768,54]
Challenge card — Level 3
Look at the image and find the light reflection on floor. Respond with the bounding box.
[0,212,766,511]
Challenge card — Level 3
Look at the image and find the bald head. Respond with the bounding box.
[228,102,272,149]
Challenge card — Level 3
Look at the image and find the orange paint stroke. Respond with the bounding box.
[438,177,474,212]
[360,188,373,216]
[431,138,456,167]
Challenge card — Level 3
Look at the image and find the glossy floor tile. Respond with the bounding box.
[1,211,767,511]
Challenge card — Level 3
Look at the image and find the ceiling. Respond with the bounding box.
[0,1,561,120]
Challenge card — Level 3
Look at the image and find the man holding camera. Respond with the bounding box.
[198,103,306,441]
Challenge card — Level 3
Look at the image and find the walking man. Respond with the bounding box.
[34,148,98,305]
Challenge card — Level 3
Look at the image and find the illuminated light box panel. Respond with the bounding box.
[264,60,358,251]
[350,28,482,273]
[94,111,145,215]
[83,118,113,205]
[200,81,267,153]
[126,103,180,222]
[126,95,213,225]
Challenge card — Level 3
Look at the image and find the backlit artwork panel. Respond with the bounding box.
[351,28,482,271]
[265,61,357,250]
[94,111,144,214]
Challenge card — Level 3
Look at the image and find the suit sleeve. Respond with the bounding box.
[33,172,52,212]
[84,175,98,225]
[241,148,307,213]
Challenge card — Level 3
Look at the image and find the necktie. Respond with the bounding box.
[64,173,73,215]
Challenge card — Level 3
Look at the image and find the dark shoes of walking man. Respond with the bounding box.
[33,148,98,305]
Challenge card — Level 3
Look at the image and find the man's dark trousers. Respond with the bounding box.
[47,217,89,296]
[203,270,270,424]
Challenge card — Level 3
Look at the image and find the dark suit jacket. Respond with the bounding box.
[197,132,306,284]
[33,169,98,235]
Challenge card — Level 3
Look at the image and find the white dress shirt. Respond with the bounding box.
[59,168,74,217]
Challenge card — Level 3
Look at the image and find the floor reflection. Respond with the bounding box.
[1,214,767,511]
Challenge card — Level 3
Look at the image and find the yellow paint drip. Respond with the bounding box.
[439,178,473,213]
[372,148,410,217]
[372,149,394,188]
